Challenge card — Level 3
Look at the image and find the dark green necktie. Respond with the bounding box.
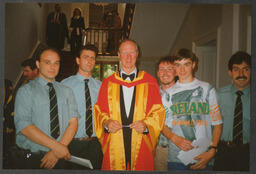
[233,90,243,144]
[48,82,60,139]
[85,79,92,137]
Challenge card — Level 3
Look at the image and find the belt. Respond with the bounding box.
[73,136,97,141]
[219,141,249,148]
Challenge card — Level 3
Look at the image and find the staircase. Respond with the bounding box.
[55,4,136,82]
[122,3,135,40]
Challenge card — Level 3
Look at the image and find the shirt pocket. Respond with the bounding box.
[58,97,70,134]
[32,98,51,133]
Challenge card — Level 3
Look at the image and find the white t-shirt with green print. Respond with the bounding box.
[162,78,222,164]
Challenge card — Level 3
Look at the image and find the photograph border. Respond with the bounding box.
[0,0,255,174]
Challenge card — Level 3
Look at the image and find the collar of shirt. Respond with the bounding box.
[231,84,250,96]
[160,87,164,96]
[160,85,173,96]
[36,77,56,87]
[120,68,137,80]
[75,73,91,82]
[176,78,198,87]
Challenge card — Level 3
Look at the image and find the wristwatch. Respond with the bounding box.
[208,145,218,152]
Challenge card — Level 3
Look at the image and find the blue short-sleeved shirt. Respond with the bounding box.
[14,77,79,152]
[61,73,101,138]
[217,84,250,143]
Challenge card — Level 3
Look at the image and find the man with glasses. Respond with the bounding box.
[214,51,251,171]
[154,56,177,170]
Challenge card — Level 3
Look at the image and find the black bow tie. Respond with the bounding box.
[122,73,135,81]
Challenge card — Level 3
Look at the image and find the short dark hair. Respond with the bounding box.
[78,44,98,58]
[21,58,37,70]
[173,48,199,75]
[156,56,175,72]
[228,51,251,71]
[36,47,61,61]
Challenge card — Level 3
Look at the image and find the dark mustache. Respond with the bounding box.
[236,76,247,80]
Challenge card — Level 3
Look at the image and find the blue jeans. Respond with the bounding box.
[168,162,212,171]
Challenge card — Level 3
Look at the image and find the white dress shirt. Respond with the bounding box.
[120,68,137,117]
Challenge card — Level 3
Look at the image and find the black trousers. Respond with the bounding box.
[70,35,82,56]
[213,141,249,171]
[7,139,103,170]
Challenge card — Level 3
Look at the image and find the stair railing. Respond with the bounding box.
[83,3,136,56]
[84,27,122,56]
[13,42,47,95]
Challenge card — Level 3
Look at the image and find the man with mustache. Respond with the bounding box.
[214,51,251,171]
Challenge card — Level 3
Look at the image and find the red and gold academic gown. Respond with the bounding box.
[94,71,165,171]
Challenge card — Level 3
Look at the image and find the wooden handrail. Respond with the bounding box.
[82,4,135,56]
[13,42,47,95]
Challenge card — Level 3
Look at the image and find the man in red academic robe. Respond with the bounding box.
[94,39,165,170]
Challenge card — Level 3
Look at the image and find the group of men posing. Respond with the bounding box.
[9,39,251,171]
[155,49,250,171]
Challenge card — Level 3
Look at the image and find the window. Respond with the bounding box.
[92,61,119,80]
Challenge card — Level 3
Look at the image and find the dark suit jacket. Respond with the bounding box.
[70,16,85,37]
[46,12,69,50]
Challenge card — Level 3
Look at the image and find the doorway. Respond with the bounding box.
[194,41,217,88]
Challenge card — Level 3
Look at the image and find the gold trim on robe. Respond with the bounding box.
[94,71,165,170]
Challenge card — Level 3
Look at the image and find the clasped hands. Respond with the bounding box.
[172,134,215,170]
[104,119,146,134]
[40,142,70,169]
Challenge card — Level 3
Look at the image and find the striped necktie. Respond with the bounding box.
[48,82,60,139]
[233,90,243,144]
[54,12,60,23]
[85,79,92,137]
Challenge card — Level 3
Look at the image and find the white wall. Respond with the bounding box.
[217,5,234,87]
[131,3,189,58]
[218,4,251,87]
[130,3,189,76]
[5,3,45,82]
[171,4,222,52]
[169,4,251,88]
[239,5,251,53]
